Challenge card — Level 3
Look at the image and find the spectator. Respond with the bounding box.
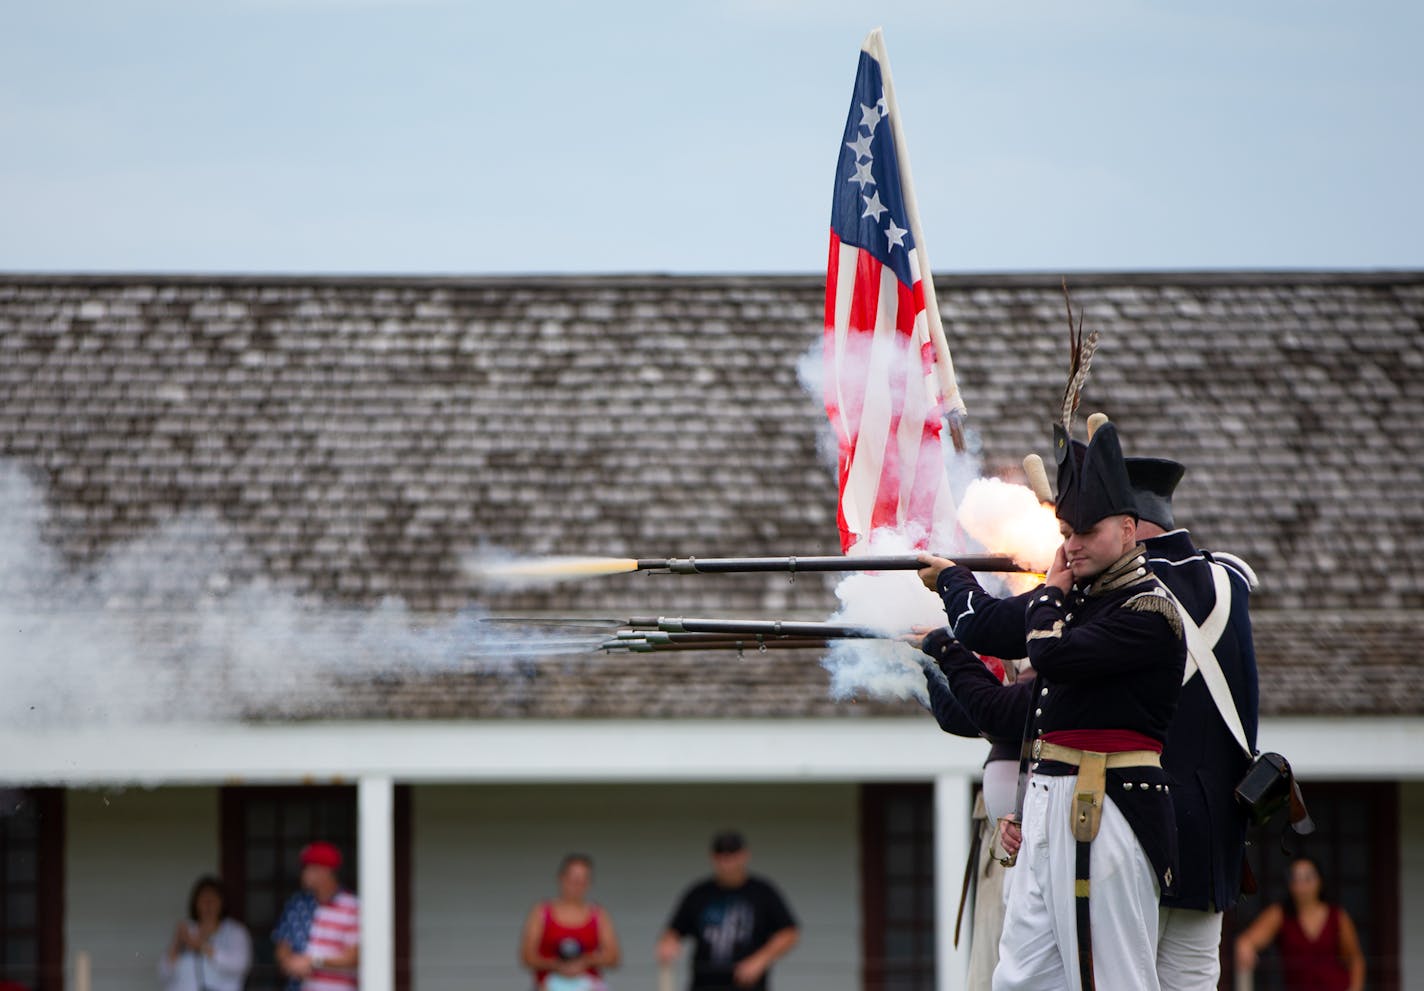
[520,853,621,991]
[1234,856,1365,991]
[273,842,360,991]
[656,832,798,991]
[159,875,252,991]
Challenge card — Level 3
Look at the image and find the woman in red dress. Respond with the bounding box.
[1234,856,1365,991]
[521,854,622,991]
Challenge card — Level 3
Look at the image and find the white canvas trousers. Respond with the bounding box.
[993,775,1162,991]
[1156,907,1223,991]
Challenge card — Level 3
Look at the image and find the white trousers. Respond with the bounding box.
[993,775,1162,991]
[1156,908,1223,991]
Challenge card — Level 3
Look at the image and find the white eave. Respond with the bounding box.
[3,715,1423,787]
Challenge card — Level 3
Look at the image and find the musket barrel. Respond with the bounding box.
[655,617,885,639]
[635,554,1024,575]
[603,639,831,654]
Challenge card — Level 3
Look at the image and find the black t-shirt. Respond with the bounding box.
[668,875,797,991]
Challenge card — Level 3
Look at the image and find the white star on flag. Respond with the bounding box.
[858,102,883,132]
[862,191,887,220]
[884,219,908,249]
[847,159,875,189]
[845,133,874,161]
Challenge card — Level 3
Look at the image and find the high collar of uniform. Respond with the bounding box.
[1142,528,1197,561]
[1083,544,1153,597]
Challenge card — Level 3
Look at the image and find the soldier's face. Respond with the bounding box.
[1059,515,1136,580]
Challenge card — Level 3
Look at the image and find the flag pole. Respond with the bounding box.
[862,28,967,450]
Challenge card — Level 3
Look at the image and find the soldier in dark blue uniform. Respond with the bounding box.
[918,421,1185,991]
[919,439,1259,991]
[1127,457,1259,991]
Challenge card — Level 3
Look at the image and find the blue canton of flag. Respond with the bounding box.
[831,52,915,289]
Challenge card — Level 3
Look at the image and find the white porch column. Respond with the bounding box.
[358,775,395,991]
[933,772,973,991]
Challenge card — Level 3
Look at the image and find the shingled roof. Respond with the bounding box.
[1,272,1420,719]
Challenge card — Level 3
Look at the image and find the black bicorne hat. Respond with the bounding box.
[1054,421,1138,531]
[1124,457,1186,531]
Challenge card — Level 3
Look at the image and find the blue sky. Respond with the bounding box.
[2,0,1419,274]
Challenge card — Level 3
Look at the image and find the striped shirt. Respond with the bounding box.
[273,890,360,991]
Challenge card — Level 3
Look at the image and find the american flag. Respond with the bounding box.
[824,30,964,554]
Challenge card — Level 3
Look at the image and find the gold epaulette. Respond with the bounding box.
[1124,588,1183,639]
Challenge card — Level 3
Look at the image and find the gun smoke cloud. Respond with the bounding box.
[799,342,1055,704]
[0,462,595,727]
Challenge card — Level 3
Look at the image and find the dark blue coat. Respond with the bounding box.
[920,660,1021,762]
[926,547,1186,895]
[932,534,1260,912]
[1144,530,1259,912]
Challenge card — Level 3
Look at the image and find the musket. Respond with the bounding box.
[633,554,1026,575]
[601,635,832,654]
[470,553,1037,587]
[481,616,904,653]
[621,616,889,638]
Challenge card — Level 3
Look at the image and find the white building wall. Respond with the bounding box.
[1401,782,1424,991]
[412,783,859,991]
[65,787,221,991]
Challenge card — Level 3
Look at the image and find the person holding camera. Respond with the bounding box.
[520,854,621,991]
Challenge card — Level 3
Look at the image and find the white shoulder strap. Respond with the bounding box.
[1162,565,1253,758]
[1210,551,1259,591]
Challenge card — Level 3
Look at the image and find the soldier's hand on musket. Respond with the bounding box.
[897,624,938,650]
[916,553,954,590]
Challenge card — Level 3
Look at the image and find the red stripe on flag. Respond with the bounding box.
[904,419,944,538]
[895,277,917,336]
[823,230,844,444]
[837,453,855,551]
[837,251,882,448]
[868,277,920,534]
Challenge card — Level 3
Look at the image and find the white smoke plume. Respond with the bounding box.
[798,342,1059,704]
[818,530,951,706]
[0,462,594,727]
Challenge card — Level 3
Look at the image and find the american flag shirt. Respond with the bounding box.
[273,890,361,991]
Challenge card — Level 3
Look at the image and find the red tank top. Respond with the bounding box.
[1277,905,1350,991]
[536,902,601,987]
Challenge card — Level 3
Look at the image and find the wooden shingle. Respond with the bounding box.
[1,271,1421,718]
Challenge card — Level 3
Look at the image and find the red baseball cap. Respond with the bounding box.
[299,841,343,869]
